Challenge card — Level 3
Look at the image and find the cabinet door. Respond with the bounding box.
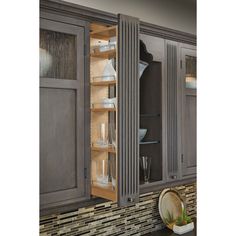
[180,47,196,177]
[165,41,181,181]
[117,14,140,206]
[40,17,89,209]
[139,35,165,191]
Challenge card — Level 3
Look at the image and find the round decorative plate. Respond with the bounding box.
[158,189,184,229]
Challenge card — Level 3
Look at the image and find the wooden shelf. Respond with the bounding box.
[91,146,116,154]
[91,107,116,112]
[90,25,116,40]
[90,49,116,59]
[90,80,116,86]
[91,183,117,202]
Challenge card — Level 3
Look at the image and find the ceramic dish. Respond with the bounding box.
[173,222,194,235]
[158,189,184,229]
[139,129,147,141]
[139,60,148,79]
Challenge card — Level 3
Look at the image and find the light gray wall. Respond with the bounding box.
[64,0,196,35]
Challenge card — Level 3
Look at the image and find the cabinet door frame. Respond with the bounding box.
[139,34,167,194]
[40,14,90,209]
[164,40,183,182]
[179,43,197,179]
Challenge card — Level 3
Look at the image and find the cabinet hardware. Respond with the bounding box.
[181,154,184,163]
[180,60,182,69]
[170,175,177,179]
[84,168,87,179]
[128,197,135,203]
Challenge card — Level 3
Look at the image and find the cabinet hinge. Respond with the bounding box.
[181,154,184,163]
[180,60,183,69]
[84,168,87,179]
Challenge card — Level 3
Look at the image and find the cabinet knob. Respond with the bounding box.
[170,175,177,179]
[128,197,135,203]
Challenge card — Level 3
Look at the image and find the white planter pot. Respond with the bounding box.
[173,222,194,235]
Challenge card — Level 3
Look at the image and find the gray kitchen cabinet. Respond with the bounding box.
[165,40,181,182]
[40,0,196,212]
[40,13,90,210]
[180,45,197,178]
[165,41,196,181]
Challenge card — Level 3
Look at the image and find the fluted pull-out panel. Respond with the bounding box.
[166,43,178,179]
[118,14,139,206]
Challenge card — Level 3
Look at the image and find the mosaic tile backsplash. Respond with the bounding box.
[40,182,196,236]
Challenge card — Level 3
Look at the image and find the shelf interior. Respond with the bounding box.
[91,146,116,154]
[91,107,116,112]
[90,23,116,40]
[91,184,117,201]
[90,80,116,86]
[90,49,116,59]
[140,55,163,183]
[90,22,117,201]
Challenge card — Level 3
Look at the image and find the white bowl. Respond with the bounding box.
[139,129,147,142]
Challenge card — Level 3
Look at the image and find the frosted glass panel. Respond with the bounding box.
[185,55,196,89]
[40,29,76,80]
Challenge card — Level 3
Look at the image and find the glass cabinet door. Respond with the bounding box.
[40,18,88,209]
[40,29,76,80]
[139,35,164,187]
[185,55,197,89]
[181,47,197,177]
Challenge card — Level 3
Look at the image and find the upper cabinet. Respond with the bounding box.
[89,15,140,206]
[165,41,196,182]
[40,13,90,210]
[180,45,197,178]
[40,0,196,213]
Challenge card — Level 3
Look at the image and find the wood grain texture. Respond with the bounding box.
[180,46,197,177]
[118,14,140,206]
[166,42,179,180]
[40,88,76,193]
[40,16,89,210]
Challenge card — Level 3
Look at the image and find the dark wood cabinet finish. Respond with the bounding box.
[180,47,197,177]
[166,42,180,181]
[117,14,140,206]
[40,14,90,210]
[40,0,196,213]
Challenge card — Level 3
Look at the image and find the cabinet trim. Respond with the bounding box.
[40,0,196,45]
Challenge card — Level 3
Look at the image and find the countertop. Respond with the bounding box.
[145,220,196,236]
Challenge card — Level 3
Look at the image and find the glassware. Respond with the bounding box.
[140,156,152,183]
[109,122,116,149]
[109,155,116,189]
[95,159,108,186]
[95,123,108,147]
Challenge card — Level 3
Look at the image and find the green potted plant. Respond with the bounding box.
[173,207,194,235]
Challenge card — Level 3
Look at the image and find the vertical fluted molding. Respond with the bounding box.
[167,43,178,178]
[118,14,139,206]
